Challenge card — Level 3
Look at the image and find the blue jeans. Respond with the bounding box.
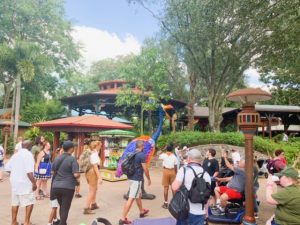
[176,213,205,225]
[271,218,280,225]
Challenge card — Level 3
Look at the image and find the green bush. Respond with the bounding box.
[157,131,300,168]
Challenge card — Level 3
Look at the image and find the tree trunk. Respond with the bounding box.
[208,93,223,132]
[10,85,16,136]
[13,74,21,142]
[3,81,13,108]
[187,71,197,131]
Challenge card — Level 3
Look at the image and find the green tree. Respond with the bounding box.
[0,0,79,140]
[0,0,79,107]
[131,0,269,131]
[22,100,66,123]
[116,41,171,134]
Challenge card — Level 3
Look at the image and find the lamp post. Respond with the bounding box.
[227,88,272,225]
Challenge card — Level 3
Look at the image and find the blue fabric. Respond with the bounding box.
[176,213,205,225]
[271,218,280,225]
[127,151,146,181]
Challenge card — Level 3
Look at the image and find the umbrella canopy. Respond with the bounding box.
[98,129,137,137]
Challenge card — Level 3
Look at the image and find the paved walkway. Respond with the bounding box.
[0,168,274,225]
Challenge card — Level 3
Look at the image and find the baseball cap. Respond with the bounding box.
[274,167,299,179]
[62,140,75,150]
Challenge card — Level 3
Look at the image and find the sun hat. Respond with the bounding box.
[274,167,299,179]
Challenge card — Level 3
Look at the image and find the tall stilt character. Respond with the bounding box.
[117,104,176,200]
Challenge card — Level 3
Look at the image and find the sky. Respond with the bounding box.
[64,0,266,88]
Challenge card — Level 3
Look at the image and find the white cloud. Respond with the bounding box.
[71,26,141,69]
[244,68,270,91]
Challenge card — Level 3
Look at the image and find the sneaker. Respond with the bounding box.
[210,206,225,216]
[254,213,259,219]
[162,202,168,209]
[90,203,99,210]
[139,209,150,218]
[119,218,132,225]
[83,208,95,215]
[53,219,60,225]
[75,193,82,198]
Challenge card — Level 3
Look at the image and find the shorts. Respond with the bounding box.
[219,186,242,199]
[85,167,98,185]
[128,180,142,199]
[12,192,35,207]
[50,199,59,208]
[162,168,176,186]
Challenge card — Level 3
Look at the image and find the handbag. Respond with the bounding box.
[39,162,50,175]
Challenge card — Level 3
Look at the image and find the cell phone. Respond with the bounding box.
[271,175,280,182]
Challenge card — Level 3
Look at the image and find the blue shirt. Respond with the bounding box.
[127,151,146,181]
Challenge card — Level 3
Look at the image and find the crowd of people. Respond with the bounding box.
[0,136,299,225]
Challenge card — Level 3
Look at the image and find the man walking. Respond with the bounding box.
[119,140,151,225]
[51,140,80,225]
[172,149,211,225]
[202,148,219,206]
[5,140,37,225]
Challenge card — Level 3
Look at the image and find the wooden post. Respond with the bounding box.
[53,131,60,152]
[3,126,10,158]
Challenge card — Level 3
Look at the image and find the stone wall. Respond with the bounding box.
[151,144,268,168]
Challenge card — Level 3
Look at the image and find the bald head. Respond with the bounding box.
[22,140,32,150]
[238,159,245,169]
[187,149,202,163]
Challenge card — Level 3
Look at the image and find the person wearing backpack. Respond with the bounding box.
[267,149,287,175]
[84,140,103,215]
[171,148,211,225]
[119,140,151,225]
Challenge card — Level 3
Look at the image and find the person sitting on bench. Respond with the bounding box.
[214,151,246,212]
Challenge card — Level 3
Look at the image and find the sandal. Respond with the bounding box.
[35,196,43,200]
[139,209,149,218]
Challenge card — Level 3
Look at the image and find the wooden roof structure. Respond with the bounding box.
[34,115,133,132]
[61,80,186,116]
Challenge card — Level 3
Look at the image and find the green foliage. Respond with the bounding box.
[24,127,54,145]
[22,100,66,123]
[0,0,79,108]
[0,130,14,155]
[221,124,237,133]
[157,131,300,167]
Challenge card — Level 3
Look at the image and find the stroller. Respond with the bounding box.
[257,159,269,178]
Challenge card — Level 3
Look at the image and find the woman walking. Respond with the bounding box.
[84,140,103,214]
[34,141,52,199]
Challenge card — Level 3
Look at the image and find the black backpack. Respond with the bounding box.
[121,152,137,176]
[187,165,211,208]
[168,167,190,220]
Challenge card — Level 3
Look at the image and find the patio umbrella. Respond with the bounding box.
[98,129,137,137]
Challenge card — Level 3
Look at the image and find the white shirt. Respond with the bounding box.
[231,151,241,166]
[90,151,100,165]
[15,142,22,152]
[175,165,211,215]
[5,148,35,195]
[159,152,177,169]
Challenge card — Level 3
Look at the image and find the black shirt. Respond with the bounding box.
[203,158,219,177]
